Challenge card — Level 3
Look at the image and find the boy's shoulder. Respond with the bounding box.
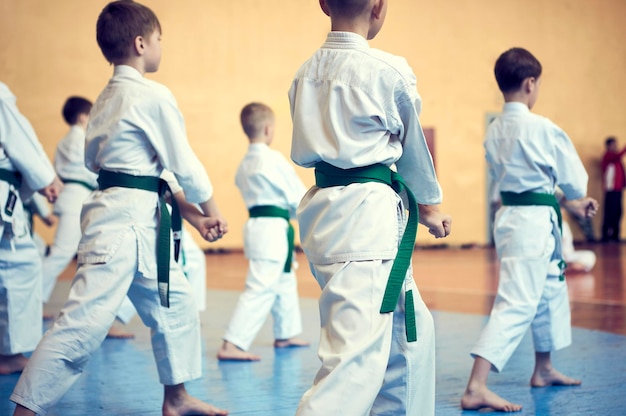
[368,48,413,76]
[525,111,564,135]
[110,67,176,100]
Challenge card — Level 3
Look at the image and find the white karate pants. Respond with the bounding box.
[0,231,43,354]
[471,206,572,372]
[223,258,303,350]
[296,259,435,416]
[10,231,201,415]
[41,211,82,302]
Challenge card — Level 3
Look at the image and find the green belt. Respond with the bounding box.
[500,191,566,280]
[249,205,294,273]
[0,168,22,188]
[60,177,97,191]
[97,170,182,307]
[315,161,419,342]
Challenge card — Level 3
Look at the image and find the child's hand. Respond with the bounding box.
[564,197,599,219]
[418,204,452,238]
[199,217,228,242]
[38,176,64,203]
[584,198,599,218]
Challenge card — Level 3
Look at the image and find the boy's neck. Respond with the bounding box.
[249,137,270,146]
[503,93,531,109]
[330,19,370,39]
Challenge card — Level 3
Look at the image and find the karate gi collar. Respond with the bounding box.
[322,31,369,50]
[113,64,145,80]
[502,101,530,114]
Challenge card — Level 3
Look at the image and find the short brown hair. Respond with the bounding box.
[96,0,161,64]
[324,0,370,18]
[240,103,274,139]
[62,96,92,125]
[494,48,542,94]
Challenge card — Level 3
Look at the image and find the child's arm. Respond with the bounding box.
[418,204,452,238]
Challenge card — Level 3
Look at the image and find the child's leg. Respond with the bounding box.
[10,234,136,414]
[218,259,283,360]
[0,233,42,374]
[129,262,227,415]
[271,270,308,348]
[41,212,82,302]
[371,272,436,416]
[462,207,555,411]
[296,259,393,415]
[530,275,581,387]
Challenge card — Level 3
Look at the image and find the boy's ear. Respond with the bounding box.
[319,0,331,17]
[522,77,535,94]
[372,0,385,19]
[133,35,145,56]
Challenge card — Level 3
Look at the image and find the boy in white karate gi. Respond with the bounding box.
[461,47,598,412]
[289,1,451,414]
[11,1,228,415]
[0,81,63,375]
[217,102,308,361]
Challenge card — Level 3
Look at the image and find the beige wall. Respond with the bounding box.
[2,0,625,249]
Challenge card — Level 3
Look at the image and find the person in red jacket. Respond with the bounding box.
[601,136,626,242]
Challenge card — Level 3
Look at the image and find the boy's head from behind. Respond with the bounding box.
[62,96,92,127]
[96,0,161,66]
[494,47,542,108]
[240,103,275,145]
[320,0,387,40]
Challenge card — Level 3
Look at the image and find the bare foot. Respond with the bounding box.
[531,367,581,387]
[162,384,228,416]
[217,341,260,361]
[0,354,28,375]
[274,337,310,348]
[13,404,36,416]
[106,325,135,339]
[461,385,522,412]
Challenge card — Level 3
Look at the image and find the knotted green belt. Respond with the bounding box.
[500,191,566,280]
[315,161,419,342]
[0,168,22,188]
[60,177,97,191]
[249,205,294,273]
[97,170,182,307]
